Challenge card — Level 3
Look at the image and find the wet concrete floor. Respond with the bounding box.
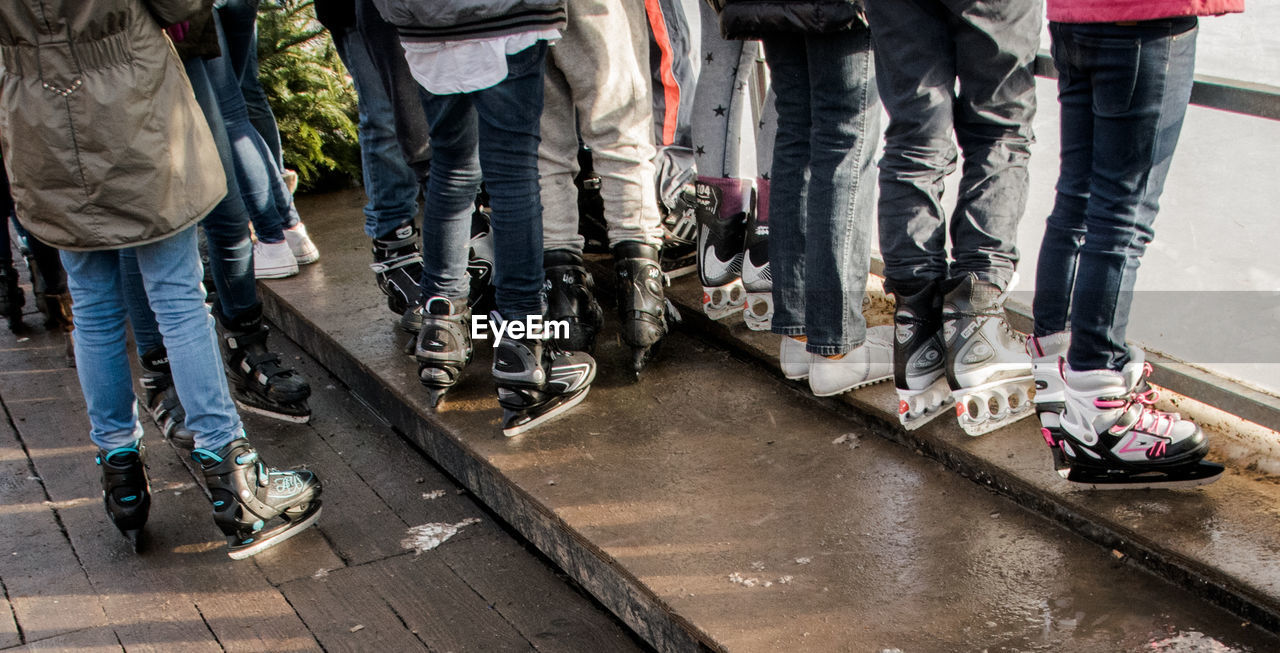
[257,189,1280,652]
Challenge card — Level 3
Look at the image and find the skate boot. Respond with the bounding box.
[39,291,75,366]
[139,346,195,449]
[415,296,473,407]
[741,180,772,331]
[659,184,699,277]
[1058,347,1223,489]
[219,305,311,423]
[943,274,1034,436]
[808,326,894,397]
[191,438,323,559]
[370,223,423,319]
[613,242,670,378]
[0,263,24,333]
[892,283,954,430]
[466,207,496,312]
[97,440,150,551]
[1027,332,1071,473]
[544,249,603,353]
[694,177,749,320]
[491,314,597,437]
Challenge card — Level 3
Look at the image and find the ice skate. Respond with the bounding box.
[1027,332,1071,473]
[808,326,894,397]
[659,184,699,277]
[491,315,596,437]
[741,180,771,331]
[892,283,954,430]
[415,296,472,407]
[613,242,670,378]
[466,207,496,311]
[0,263,24,333]
[943,274,1034,436]
[370,223,423,318]
[191,439,322,559]
[138,346,195,449]
[219,305,311,423]
[544,249,603,353]
[694,178,749,320]
[97,440,150,552]
[1057,348,1223,490]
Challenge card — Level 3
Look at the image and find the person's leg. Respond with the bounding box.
[947,0,1041,290]
[355,0,433,181]
[538,44,585,254]
[557,0,663,249]
[1066,18,1198,372]
[864,0,955,294]
[760,35,809,342]
[416,91,481,306]
[798,28,879,356]
[220,0,285,170]
[333,26,420,240]
[1032,22,1092,339]
[60,248,141,451]
[647,0,700,212]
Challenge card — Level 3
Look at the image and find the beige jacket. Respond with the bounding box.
[0,0,224,251]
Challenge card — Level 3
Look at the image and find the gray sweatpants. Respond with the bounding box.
[539,0,663,253]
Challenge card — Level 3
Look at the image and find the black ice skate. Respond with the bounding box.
[741,180,771,331]
[415,296,473,407]
[943,274,1034,436]
[191,439,322,559]
[613,242,672,378]
[38,291,75,366]
[400,208,497,335]
[694,178,749,320]
[0,263,24,333]
[97,441,151,552]
[491,315,596,437]
[659,184,699,277]
[892,283,954,430]
[370,223,424,319]
[219,305,311,423]
[139,346,195,449]
[544,249,603,353]
[1056,347,1223,490]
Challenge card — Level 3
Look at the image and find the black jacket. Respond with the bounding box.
[716,0,866,40]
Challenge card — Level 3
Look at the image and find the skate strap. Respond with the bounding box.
[241,351,294,381]
[370,252,422,274]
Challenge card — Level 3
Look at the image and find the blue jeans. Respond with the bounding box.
[219,0,285,171]
[865,0,1040,294]
[210,7,298,244]
[60,228,243,452]
[417,43,548,320]
[332,26,420,239]
[1032,18,1198,372]
[355,0,433,180]
[762,28,879,356]
[183,57,258,321]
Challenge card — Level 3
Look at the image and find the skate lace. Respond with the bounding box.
[1101,363,1177,448]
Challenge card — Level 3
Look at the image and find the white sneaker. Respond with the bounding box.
[254,240,299,279]
[779,336,811,380]
[283,223,319,265]
[808,325,894,397]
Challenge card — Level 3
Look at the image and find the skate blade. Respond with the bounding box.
[233,398,312,424]
[423,387,449,409]
[1061,462,1224,491]
[502,387,591,438]
[120,528,144,553]
[227,503,323,560]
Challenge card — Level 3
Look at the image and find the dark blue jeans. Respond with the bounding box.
[355,0,433,181]
[1032,18,1198,372]
[417,43,549,321]
[210,6,298,244]
[332,25,420,239]
[219,0,285,170]
[762,27,879,356]
[866,0,1041,294]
